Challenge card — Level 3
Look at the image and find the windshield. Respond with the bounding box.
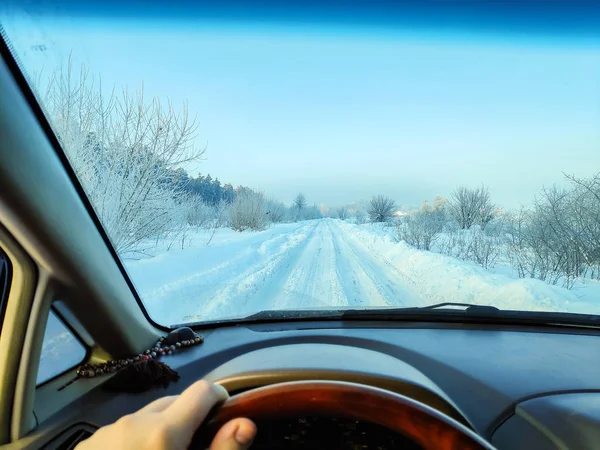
[2,1,599,326]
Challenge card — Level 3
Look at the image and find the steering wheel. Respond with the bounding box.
[190,380,495,449]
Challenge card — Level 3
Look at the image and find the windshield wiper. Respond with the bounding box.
[234,302,501,322]
[334,303,600,328]
[393,302,501,314]
[335,302,502,318]
[176,303,600,329]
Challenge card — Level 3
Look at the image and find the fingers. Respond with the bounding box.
[137,395,178,414]
[209,418,257,450]
[163,380,229,437]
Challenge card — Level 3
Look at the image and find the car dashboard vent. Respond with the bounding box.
[42,424,96,450]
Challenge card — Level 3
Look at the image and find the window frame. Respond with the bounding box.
[36,306,88,387]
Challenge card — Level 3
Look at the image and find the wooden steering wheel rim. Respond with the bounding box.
[192,380,495,450]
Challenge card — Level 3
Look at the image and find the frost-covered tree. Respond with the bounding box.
[185,197,214,228]
[368,195,397,222]
[503,172,600,287]
[40,59,204,254]
[397,199,446,250]
[221,183,235,204]
[397,213,438,251]
[290,193,308,221]
[303,203,322,220]
[293,193,307,211]
[337,206,349,220]
[346,200,369,224]
[228,190,268,232]
[448,185,494,229]
[565,172,600,278]
[265,198,286,223]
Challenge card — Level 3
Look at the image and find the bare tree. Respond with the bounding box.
[504,204,569,286]
[293,193,307,210]
[40,58,205,255]
[526,178,599,285]
[502,173,600,287]
[564,172,600,279]
[337,205,349,220]
[368,195,397,223]
[448,185,494,229]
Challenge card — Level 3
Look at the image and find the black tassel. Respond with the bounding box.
[103,359,180,393]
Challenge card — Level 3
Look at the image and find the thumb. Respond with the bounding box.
[210,418,257,450]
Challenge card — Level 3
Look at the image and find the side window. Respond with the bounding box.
[37,309,86,385]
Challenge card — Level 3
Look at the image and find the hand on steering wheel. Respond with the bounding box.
[75,380,257,450]
[191,380,496,450]
[76,379,495,450]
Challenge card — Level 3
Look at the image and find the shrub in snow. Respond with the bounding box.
[448,185,495,230]
[186,198,216,228]
[337,206,350,220]
[437,226,503,270]
[209,200,230,229]
[397,199,447,251]
[265,199,287,223]
[229,190,269,232]
[504,209,566,286]
[466,228,503,269]
[397,211,443,251]
[368,195,397,223]
[354,211,367,224]
[346,202,368,224]
[504,174,600,288]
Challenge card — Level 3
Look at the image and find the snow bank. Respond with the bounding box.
[337,221,581,313]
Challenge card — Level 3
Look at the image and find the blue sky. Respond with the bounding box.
[3,14,600,209]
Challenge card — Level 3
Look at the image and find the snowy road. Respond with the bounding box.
[131,219,424,325]
[231,219,421,312]
[127,218,581,326]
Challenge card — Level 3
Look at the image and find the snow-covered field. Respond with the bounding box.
[124,218,600,326]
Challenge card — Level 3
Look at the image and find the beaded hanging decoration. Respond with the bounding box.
[59,327,203,393]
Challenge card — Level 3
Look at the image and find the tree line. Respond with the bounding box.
[365,177,600,288]
[39,60,321,256]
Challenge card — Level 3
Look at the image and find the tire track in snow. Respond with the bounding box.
[333,221,427,303]
[148,222,315,324]
[328,220,393,307]
[199,221,321,319]
[144,233,288,302]
[267,220,346,309]
[328,219,423,307]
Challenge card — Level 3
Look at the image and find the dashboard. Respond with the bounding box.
[32,321,600,449]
